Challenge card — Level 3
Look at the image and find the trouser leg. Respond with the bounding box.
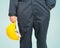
[17,8,33,48]
[33,8,50,48]
[18,23,33,48]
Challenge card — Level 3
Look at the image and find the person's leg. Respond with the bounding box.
[17,14,33,48]
[17,4,33,48]
[33,6,50,48]
[18,22,33,48]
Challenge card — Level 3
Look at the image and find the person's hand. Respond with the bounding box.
[9,16,17,23]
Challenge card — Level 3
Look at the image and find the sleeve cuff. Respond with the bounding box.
[8,13,17,17]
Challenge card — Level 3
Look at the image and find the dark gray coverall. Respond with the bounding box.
[8,0,56,48]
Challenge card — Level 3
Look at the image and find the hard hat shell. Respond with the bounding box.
[6,22,20,40]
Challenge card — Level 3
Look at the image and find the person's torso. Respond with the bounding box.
[17,0,50,15]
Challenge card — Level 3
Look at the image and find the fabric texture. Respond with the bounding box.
[8,0,56,48]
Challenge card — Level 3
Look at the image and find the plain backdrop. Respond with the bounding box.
[0,0,60,48]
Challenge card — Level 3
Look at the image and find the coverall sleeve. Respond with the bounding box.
[8,0,18,16]
[46,0,56,10]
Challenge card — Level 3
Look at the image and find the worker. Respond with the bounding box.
[8,0,56,48]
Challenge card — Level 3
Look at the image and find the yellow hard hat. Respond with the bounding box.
[6,22,21,40]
